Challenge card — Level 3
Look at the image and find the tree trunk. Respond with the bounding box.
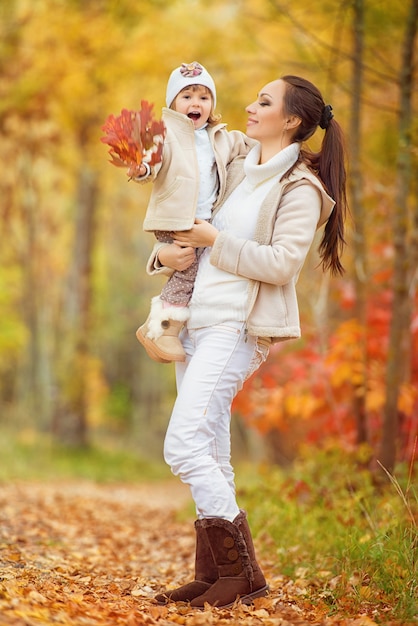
[52,163,98,447]
[18,150,52,429]
[379,0,418,473]
[349,0,368,445]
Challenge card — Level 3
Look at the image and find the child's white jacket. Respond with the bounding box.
[147,156,335,343]
[141,108,256,232]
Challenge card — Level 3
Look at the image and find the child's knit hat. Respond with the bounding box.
[166,62,217,108]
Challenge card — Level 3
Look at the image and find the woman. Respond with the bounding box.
[148,75,348,608]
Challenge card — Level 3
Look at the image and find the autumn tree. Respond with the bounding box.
[379,0,418,473]
[1,0,417,465]
[0,1,64,426]
[231,1,418,467]
[0,1,136,444]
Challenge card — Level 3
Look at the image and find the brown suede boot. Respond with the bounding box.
[136,296,189,363]
[190,510,269,608]
[154,519,218,604]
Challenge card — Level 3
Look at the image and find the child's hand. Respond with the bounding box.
[158,244,196,271]
[172,219,218,248]
[127,163,148,179]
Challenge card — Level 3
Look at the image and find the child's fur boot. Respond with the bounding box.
[136,296,189,363]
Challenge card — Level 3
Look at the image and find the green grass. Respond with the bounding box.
[238,445,417,623]
[0,427,171,483]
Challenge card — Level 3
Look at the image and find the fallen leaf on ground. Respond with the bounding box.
[0,482,408,626]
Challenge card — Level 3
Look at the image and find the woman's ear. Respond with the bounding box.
[285,115,302,130]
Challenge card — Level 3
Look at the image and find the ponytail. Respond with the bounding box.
[317,118,347,276]
[281,75,348,276]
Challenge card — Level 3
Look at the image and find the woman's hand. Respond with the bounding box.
[172,219,219,248]
[157,243,196,272]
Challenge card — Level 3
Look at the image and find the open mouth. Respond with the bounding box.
[188,112,201,121]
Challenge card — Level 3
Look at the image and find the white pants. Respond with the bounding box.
[163,322,267,522]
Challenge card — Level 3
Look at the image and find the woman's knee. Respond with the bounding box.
[163,434,189,475]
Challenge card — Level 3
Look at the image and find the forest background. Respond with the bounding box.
[0,0,417,477]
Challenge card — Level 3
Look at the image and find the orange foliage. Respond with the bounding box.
[234,287,418,462]
[101,100,165,170]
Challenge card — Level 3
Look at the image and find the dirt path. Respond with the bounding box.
[0,481,381,625]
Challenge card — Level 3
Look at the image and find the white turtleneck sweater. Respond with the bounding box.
[194,126,218,220]
[188,142,301,329]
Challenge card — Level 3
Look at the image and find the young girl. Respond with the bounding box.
[148,75,348,608]
[133,62,255,363]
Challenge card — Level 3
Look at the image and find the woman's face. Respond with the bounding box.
[245,79,289,143]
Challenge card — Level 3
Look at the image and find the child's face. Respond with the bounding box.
[173,85,212,129]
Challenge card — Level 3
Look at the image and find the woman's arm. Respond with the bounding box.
[172,219,219,248]
[209,184,322,285]
[171,186,322,285]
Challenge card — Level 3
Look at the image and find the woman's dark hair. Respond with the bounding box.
[281,75,348,276]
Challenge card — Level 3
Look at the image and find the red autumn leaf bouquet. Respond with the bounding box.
[100,100,165,176]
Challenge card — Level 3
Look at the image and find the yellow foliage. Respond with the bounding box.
[398,383,418,415]
[365,386,385,413]
[0,269,28,367]
[86,356,109,427]
[284,393,323,420]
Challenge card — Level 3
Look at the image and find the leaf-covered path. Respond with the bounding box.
[0,481,387,626]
